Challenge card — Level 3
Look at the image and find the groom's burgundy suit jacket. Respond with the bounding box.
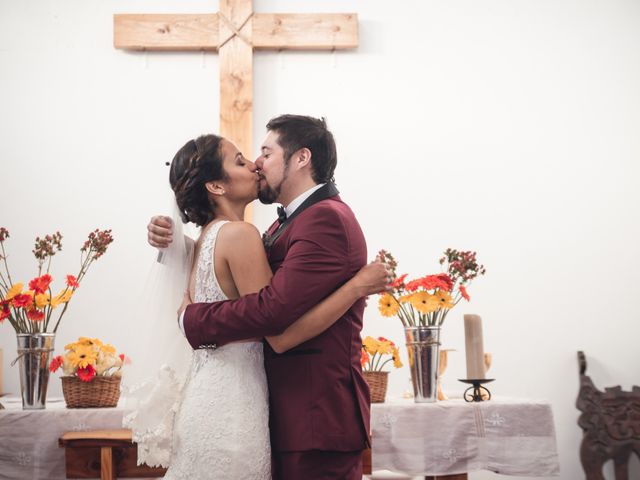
[183,191,370,453]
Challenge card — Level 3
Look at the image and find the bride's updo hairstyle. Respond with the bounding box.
[169,134,227,227]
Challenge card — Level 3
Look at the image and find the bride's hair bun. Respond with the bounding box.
[169,134,227,227]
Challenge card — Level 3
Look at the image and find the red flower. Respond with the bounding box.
[66,275,79,288]
[377,336,395,347]
[460,285,470,301]
[405,278,422,292]
[77,364,96,382]
[0,302,10,322]
[433,274,454,292]
[26,309,45,322]
[118,353,125,362]
[29,274,53,294]
[360,348,370,368]
[12,294,33,308]
[49,355,64,373]
[389,273,408,289]
[406,274,453,293]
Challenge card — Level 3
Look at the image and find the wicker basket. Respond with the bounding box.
[61,376,121,408]
[363,371,389,403]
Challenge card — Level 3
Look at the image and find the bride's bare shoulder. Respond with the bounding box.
[217,221,262,246]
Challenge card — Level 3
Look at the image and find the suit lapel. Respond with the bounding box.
[262,182,339,250]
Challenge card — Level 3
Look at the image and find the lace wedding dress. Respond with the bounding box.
[124,220,271,479]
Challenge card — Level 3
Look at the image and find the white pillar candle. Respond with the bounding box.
[464,314,485,379]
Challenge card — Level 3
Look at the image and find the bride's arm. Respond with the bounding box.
[220,222,389,353]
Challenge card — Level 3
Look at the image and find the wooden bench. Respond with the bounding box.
[58,429,166,480]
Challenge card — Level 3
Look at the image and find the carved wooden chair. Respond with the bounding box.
[576,351,640,480]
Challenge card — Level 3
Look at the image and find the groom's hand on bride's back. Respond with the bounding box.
[147,215,173,248]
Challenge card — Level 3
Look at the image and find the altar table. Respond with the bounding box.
[0,396,128,480]
[370,397,560,477]
[0,395,560,479]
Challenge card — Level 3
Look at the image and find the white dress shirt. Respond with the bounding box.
[178,183,326,338]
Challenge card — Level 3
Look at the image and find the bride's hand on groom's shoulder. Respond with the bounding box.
[352,260,393,299]
[148,215,173,248]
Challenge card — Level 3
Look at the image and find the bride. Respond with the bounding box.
[129,134,388,479]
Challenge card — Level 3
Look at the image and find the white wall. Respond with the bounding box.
[1,1,639,479]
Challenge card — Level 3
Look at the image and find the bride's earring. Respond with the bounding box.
[206,182,225,196]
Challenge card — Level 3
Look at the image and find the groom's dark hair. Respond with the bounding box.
[266,114,337,184]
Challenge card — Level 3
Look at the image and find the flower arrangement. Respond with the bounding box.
[0,227,114,333]
[377,248,486,327]
[361,336,403,371]
[49,337,125,383]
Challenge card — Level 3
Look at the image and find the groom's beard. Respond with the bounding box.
[258,161,290,205]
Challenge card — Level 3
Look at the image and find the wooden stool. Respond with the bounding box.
[58,429,166,480]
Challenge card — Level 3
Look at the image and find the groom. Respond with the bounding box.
[149,115,370,479]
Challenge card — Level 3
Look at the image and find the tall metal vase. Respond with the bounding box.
[15,333,55,410]
[404,326,440,403]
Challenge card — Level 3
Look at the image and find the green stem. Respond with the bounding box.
[0,242,13,286]
[379,358,393,370]
[53,302,70,333]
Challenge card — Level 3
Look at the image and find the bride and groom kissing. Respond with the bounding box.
[146,114,391,479]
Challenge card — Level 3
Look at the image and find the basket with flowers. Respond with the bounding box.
[49,337,126,408]
[361,336,403,403]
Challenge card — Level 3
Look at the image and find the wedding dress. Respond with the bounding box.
[124,220,271,479]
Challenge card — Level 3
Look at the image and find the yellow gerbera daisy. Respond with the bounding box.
[52,289,73,307]
[376,339,393,355]
[398,294,413,304]
[434,290,454,309]
[392,346,403,368]
[5,283,23,301]
[409,292,439,314]
[100,343,116,355]
[35,293,50,309]
[362,336,379,355]
[378,294,400,317]
[78,337,103,348]
[67,345,98,369]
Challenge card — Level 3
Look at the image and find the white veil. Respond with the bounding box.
[121,195,196,467]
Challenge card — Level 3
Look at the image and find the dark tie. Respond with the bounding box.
[277,206,287,225]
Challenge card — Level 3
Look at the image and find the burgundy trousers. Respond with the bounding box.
[272,449,363,480]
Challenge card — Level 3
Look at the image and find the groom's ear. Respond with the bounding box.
[292,147,312,170]
[205,181,226,196]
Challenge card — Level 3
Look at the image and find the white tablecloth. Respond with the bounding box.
[0,395,560,479]
[0,396,128,480]
[371,397,560,477]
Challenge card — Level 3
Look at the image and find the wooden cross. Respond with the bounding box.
[114,0,358,220]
